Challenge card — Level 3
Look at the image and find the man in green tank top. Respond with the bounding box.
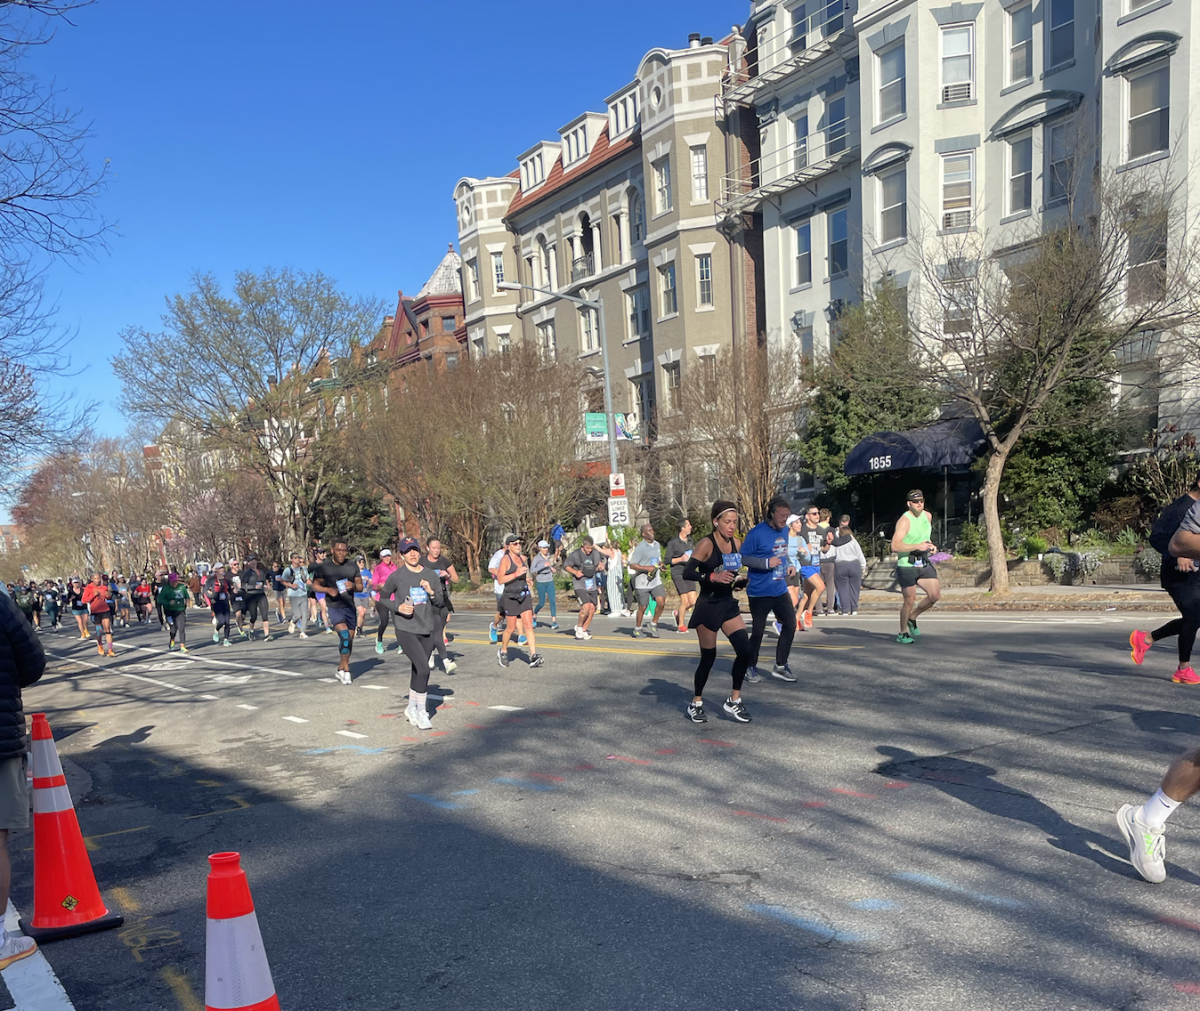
[890,489,941,644]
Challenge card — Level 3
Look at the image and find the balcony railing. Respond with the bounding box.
[571,253,595,282]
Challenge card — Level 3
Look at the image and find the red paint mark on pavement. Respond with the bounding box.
[465,701,481,706]
[831,788,879,799]
[699,739,736,748]
[402,736,419,742]
[884,782,909,789]
[608,756,652,765]
[531,773,565,782]
[734,810,788,823]
[345,720,360,725]
[1159,916,1200,933]
[379,714,399,719]
[437,704,453,710]
[466,724,486,729]
[1174,983,1200,994]
[655,749,676,755]
[430,731,449,737]
[801,801,827,808]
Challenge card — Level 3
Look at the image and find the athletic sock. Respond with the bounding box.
[1138,788,1181,829]
[410,691,427,712]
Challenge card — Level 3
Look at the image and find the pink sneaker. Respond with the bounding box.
[1172,666,1199,685]
[1130,630,1152,665]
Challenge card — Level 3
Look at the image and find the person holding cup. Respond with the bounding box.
[379,538,445,730]
[311,539,363,684]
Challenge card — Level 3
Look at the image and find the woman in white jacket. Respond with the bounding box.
[603,542,631,617]
[830,515,867,615]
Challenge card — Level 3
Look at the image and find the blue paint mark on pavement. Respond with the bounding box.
[492,777,557,792]
[892,872,1025,908]
[450,789,480,796]
[303,745,387,755]
[849,899,899,911]
[746,904,865,942]
[409,793,466,810]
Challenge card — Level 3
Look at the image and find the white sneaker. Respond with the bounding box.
[299,631,309,639]
[1117,804,1167,883]
[443,659,457,673]
[336,668,352,685]
[579,628,592,639]
[428,654,436,670]
[288,621,295,634]
[574,626,585,639]
[404,704,419,726]
[414,708,433,731]
[0,934,37,969]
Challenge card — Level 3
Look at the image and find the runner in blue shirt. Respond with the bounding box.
[738,495,799,683]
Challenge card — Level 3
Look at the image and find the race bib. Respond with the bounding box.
[336,579,351,594]
[583,578,595,590]
[722,552,742,571]
[218,592,227,600]
[684,550,693,560]
[410,586,429,605]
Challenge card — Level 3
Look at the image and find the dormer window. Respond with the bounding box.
[607,86,640,139]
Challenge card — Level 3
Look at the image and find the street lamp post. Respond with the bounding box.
[496,281,619,478]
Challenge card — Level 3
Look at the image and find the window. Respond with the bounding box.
[698,354,717,385]
[445,353,458,371]
[878,166,907,243]
[941,152,973,229]
[579,307,598,354]
[941,262,975,334]
[471,333,485,359]
[797,326,814,360]
[498,330,511,354]
[662,362,681,413]
[630,191,645,242]
[794,221,812,286]
[466,259,480,302]
[878,42,906,123]
[654,158,672,214]
[631,376,652,425]
[1008,134,1032,214]
[940,24,974,102]
[491,251,505,291]
[1127,217,1167,303]
[697,254,713,307]
[691,145,708,202]
[828,208,848,276]
[792,111,809,170]
[1048,0,1073,69]
[704,461,722,501]
[442,316,456,333]
[825,93,847,156]
[1009,4,1033,83]
[790,4,807,49]
[536,321,556,362]
[659,263,677,316]
[1127,63,1169,162]
[628,287,651,340]
[1047,121,1073,202]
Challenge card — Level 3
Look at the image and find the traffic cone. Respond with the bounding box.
[205,852,280,1011]
[19,713,124,941]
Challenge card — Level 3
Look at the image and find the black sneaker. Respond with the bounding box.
[770,663,797,682]
[529,653,544,668]
[686,702,707,723]
[497,649,510,668]
[723,697,751,723]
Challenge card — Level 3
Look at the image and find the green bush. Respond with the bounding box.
[1022,535,1049,557]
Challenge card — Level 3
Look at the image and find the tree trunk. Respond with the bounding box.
[981,450,1011,595]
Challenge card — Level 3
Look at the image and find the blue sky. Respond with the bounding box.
[23,0,744,442]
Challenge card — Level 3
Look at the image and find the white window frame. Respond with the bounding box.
[877,41,906,124]
[630,191,645,242]
[659,263,678,317]
[696,254,713,308]
[940,23,974,103]
[466,259,480,302]
[1127,218,1167,304]
[824,92,848,157]
[490,251,505,292]
[1125,61,1170,163]
[579,307,599,354]
[536,320,557,362]
[1008,3,1033,85]
[941,151,974,230]
[1008,132,1033,214]
[794,220,812,288]
[690,145,709,202]
[878,165,907,244]
[792,110,809,171]
[1047,0,1074,70]
[653,157,672,215]
[662,361,681,413]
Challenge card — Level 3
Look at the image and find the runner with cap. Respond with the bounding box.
[379,538,445,730]
[240,553,272,642]
[741,496,800,683]
[496,534,543,668]
[371,547,398,654]
[132,573,153,624]
[81,572,115,656]
[564,535,602,640]
[666,519,698,633]
[311,539,363,684]
[158,571,192,653]
[205,563,235,646]
[530,540,559,630]
[281,552,311,639]
[892,489,941,644]
[681,499,757,723]
[424,538,458,672]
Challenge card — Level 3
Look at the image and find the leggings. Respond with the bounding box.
[534,582,556,618]
[394,629,435,692]
[693,627,753,695]
[166,610,187,645]
[211,603,232,640]
[1154,577,1200,664]
[155,601,164,625]
[431,606,450,660]
[747,592,796,668]
[375,601,392,642]
[819,561,836,611]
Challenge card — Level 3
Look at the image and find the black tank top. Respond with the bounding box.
[696,533,742,601]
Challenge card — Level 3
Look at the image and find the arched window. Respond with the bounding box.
[629,190,645,243]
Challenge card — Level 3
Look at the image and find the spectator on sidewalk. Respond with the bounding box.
[0,589,44,968]
[831,515,867,615]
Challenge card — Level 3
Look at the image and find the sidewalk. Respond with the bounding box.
[448,582,1175,614]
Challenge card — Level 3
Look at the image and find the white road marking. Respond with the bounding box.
[118,644,303,677]
[2,901,76,1010]
[336,730,368,739]
[359,684,387,690]
[316,678,338,683]
[236,704,259,710]
[206,674,252,684]
[281,716,309,724]
[46,651,194,693]
[200,694,220,700]
[488,705,524,712]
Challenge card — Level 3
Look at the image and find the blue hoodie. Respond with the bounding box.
[741,520,790,597]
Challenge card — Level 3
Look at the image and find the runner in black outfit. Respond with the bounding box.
[681,499,755,724]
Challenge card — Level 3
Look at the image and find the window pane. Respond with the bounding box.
[795,222,812,285]
[1130,65,1168,117]
[829,208,848,275]
[1009,136,1032,212]
[943,26,971,57]
[1010,5,1032,81]
[1128,66,1169,159]
[826,95,847,155]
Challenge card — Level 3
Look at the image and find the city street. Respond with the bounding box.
[8,608,1200,1009]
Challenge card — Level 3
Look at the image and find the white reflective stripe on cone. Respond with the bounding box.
[31,739,64,779]
[32,784,73,814]
[206,911,276,1010]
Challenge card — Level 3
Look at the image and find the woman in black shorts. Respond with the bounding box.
[681,499,756,724]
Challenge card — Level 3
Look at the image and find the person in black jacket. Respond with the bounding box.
[0,590,44,968]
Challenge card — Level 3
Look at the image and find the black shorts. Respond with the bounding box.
[575,588,599,608]
[244,594,270,623]
[326,604,356,628]
[689,594,741,631]
[672,574,698,595]
[897,564,938,588]
[786,570,801,588]
[503,595,532,617]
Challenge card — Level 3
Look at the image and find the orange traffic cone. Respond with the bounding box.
[19,713,124,942]
[205,852,280,1011]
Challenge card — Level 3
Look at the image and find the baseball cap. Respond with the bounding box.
[398,538,420,553]
[246,553,258,561]
[786,513,801,525]
[504,533,521,545]
[214,562,225,570]
[907,489,925,501]
[379,548,392,557]
[537,540,549,548]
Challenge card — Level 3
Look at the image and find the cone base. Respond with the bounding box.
[19,910,124,943]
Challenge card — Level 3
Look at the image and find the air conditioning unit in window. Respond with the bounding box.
[942,210,971,230]
[942,82,972,103]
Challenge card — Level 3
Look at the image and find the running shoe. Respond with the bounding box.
[105,648,116,657]
[1116,803,1166,883]
[179,644,189,654]
[631,627,643,639]
[771,663,797,682]
[375,640,385,655]
[686,702,707,723]
[0,935,37,970]
[336,669,351,685]
[907,619,921,637]
[1173,666,1200,685]
[645,625,659,638]
[443,659,457,673]
[671,608,679,628]
[96,641,103,655]
[723,697,752,723]
[212,630,220,644]
[288,621,295,634]
[263,634,272,642]
[744,666,763,683]
[577,628,592,640]
[497,649,510,668]
[324,627,335,635]
[677,625,688,634]
[428,653,436,670]
[529,653,545,668]
[803,611,814,629]
[489,625,499,644]
[413,707,433,731]
[550,622,560,630]
[896,632,915,644]
[222,639,232,647]
[299,632,308,639]
[1130,630,1151,665]
[404,704,419,726]
[518,635,528,646]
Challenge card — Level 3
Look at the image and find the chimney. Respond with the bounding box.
[701,36,713,45]
[688,32,701,48]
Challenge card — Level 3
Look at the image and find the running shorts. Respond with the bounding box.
[325,604,356,628]
[0,756,29,830]
[635,586,665,608]
[503,595,533,617]
[800,565,820,580]
[671,574,698,595]
[786,570,801,588]
[576,588,599,608]
[897,563,938,588]
[244,594,270,623]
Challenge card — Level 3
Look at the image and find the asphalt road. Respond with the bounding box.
[12,606,1200,1010]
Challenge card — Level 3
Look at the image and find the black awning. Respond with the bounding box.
[843,418,987,475]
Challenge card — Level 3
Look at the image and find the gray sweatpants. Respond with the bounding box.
[289,596,308,632]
